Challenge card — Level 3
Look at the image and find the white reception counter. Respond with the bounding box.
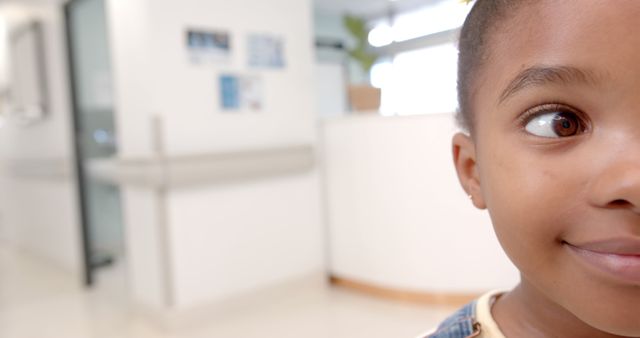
[321,113,519,300]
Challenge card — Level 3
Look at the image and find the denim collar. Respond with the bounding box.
[427,301,481,338]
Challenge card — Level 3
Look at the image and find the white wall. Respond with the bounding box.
[322,114,519,293]
[149,0,317,155]
[120,187,168,309]
[0,16,8,90]
[0,2,82,277]
[168,173,323,308]
[106,0,154,159]
[106,1,167,308]
[106,0,324,311]
[314,63,347,118]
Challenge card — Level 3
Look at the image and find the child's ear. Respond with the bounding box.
[452,133,487,210]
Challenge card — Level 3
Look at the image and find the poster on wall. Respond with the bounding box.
[186,29,231,64]
[219,74,264,112]
[247,34,285,69]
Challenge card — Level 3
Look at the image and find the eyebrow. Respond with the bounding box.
[498,65,602,104]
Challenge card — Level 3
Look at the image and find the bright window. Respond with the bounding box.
[373,43,459,116]
[390,2,471,42]
[368,1,471,46]
[368,1,471,116]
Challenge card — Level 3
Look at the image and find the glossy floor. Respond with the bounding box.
[0,245,454,338]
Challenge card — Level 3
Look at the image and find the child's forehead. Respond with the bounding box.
[487,1,640,56]
[478,1,640,101]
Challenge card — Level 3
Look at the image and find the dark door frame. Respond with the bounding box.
[64,0,120,287]
[64,0,93,287]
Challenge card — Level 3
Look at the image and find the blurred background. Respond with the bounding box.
[0,0,518,337]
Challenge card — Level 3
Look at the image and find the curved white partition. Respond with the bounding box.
[321,113,519,295]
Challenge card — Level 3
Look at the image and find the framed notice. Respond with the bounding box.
[247,34,285,69]
[186,29,231,64]
[219,74,263,112]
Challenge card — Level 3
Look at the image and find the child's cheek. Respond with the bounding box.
[481,147,579,268]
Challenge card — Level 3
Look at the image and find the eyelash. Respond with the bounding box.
[517,103,590,136]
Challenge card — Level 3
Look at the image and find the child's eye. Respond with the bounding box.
[523,106,587,138]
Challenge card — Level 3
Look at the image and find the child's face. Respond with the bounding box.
[454,0,640,335]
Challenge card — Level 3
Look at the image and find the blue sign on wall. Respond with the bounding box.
[220,75,240,110]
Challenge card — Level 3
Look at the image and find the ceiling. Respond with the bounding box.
[313,0,446,18]
[0,0,447,22]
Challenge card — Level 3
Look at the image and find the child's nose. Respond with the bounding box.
[587,156,640,215]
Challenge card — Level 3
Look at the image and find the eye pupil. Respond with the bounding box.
[552,113,579,137]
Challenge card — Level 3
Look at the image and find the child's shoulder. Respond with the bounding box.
[417,290,505,338]
[418,300,478,338]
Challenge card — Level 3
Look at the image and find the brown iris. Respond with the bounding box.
[552,113,580,137]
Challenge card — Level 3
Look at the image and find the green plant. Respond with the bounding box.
[343,15,378,74]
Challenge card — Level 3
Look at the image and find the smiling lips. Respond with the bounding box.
[565,238,640,284]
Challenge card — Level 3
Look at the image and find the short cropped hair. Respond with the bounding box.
[457,0,530,134]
